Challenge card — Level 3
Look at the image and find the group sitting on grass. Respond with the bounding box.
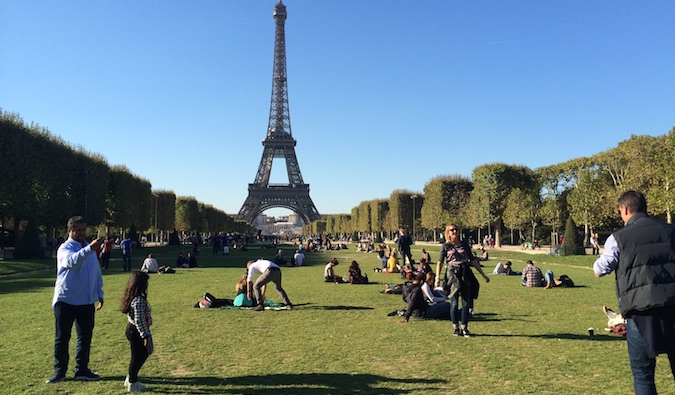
[175,252,198,268]
[395,272,453,322]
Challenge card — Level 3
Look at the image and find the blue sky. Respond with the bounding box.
[2,1,674,218]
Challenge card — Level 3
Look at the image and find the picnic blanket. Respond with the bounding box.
[221,301,290,311]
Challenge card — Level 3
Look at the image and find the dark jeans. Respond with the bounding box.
[122,254,131,271]
[626,318,675,394]
[100,252,110,270]
[449,286,472,327]
[401,250,413,267]
[126,323,149,383]
[425,302,452,320]
[627,318,658,395]
[53,302,95,375]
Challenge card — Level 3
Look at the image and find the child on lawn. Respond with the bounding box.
[121,271,153,392]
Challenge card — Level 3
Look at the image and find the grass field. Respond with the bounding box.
[1,242,674,394]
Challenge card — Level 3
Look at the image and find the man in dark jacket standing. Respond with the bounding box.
[594,190,675,395]
[397,229,413,268]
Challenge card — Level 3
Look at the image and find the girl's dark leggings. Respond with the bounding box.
[126,323,149,383]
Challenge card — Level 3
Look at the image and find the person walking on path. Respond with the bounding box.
[120,237,133,272]
[47,216,104,384]
[397,229,414,268]
[246,259,293,311]
[594,190,675,395]
[99,237,112,270]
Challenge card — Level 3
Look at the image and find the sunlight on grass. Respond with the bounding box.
[1,243,674,394]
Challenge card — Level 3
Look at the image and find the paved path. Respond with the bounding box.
[413,242,600,256]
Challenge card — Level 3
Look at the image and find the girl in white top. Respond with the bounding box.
[421,272,446,304]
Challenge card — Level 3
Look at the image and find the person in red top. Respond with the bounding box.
[99,238,113,271]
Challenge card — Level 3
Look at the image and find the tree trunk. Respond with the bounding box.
[495,219,503,248]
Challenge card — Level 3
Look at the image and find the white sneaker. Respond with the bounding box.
[128,381,147,392]
[124,376,131,390]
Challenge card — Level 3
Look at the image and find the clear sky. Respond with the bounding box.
[2,1,674,218]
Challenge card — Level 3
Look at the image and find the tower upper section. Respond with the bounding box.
[267,0,292,141]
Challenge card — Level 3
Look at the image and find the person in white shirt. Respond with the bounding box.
[140,254,159,273]
[293,250,305,266]
[246,259,292,311]
[324,258,339,281]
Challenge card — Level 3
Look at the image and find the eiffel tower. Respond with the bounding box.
[237,0,320,225]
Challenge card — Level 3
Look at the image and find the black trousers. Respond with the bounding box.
[53,302,95,375]
[126,323,149,383]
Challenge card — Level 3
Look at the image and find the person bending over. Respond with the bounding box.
[246,259,292,311]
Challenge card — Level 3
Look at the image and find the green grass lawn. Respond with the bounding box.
[1,242,674,394]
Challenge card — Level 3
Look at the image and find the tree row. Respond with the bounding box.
[308,128,674,248]
[0,110,252,248]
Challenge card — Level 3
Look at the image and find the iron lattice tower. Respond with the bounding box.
[237,0,320,225]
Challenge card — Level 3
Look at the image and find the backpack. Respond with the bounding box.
[559,275,575,287]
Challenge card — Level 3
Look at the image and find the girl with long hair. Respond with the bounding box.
[120,271,153,392]
[348,260,368,284]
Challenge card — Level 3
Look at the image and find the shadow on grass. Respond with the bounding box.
[475,333,625,341]
[470,313,508,322]
[535,333,624,341]
[466,312,536,323]
[0,271,55,294]
[140,373,446,394]
[551,285,588,288]
[300,303,375,311]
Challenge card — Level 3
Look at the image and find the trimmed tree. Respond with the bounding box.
[14,219,43,259]
[561,216,584,256]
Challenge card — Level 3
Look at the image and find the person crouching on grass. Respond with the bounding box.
[247,259,293,311]
[121,271,153,392]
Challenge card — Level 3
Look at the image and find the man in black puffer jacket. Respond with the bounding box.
[594,190,675,395]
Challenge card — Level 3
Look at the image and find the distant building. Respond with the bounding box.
[253,213,303,236]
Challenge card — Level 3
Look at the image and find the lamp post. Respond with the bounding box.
[483,174,492,240]
[487,189,491,239]
[153,194,159,244]
[410,194,418,240]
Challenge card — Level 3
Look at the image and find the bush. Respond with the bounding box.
[129,223,138,243]
[561,217,584,256]
[14,219,43,259]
